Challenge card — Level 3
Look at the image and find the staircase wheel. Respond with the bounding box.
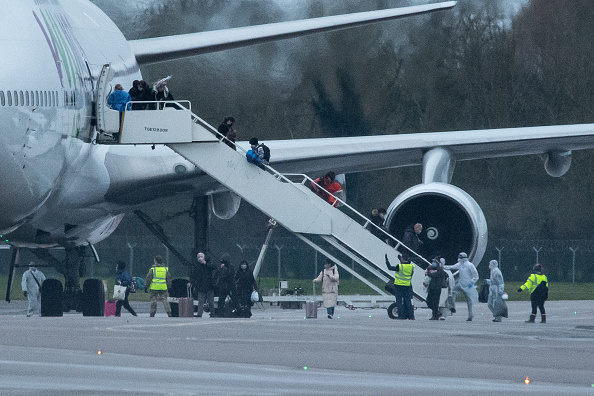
[41,279,63,317]
[387,302,399,319]
[82,278,105,316]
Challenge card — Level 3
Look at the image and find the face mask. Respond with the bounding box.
[240,265,247,270]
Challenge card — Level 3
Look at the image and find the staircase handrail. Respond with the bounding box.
[280,173,431,267]
[125,100,191,110]
[187,110,431,267]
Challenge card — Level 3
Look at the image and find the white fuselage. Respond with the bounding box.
[0,0,158,246]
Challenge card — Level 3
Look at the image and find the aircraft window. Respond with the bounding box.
[7,91,12,106]
[14,91,18,106]
[0,91,4,106]
[55,91,58,106]
[35,91,39,107]
[19,91,24,106]
[25,91,29,106]
[44,91,48,107]
[51,91,55,106]
[72,91,76,106]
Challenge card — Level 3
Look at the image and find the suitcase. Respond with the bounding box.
[104,301,117,317]
[306,280,317,319]
[178,284,194,317]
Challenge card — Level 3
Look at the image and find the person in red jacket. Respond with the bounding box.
[312,171,342,207]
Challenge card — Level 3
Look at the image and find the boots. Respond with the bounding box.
[541,314,546,323]
[525,314,536,323]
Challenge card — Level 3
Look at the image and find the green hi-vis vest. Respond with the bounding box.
[394,263,415,286]
[521,273,548,294]
[149,266,168,290]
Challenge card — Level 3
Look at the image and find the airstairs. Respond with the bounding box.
[97,98,439,305]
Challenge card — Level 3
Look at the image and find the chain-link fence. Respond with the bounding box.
[1,237,593,285]
[482,239,594,283]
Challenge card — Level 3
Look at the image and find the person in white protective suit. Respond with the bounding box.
[487,260,505,322]
[21,261,46,317]
[444,252,479,321]
[440,258,456,316]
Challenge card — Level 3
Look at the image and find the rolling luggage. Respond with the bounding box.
[178,284,194,318]
[104,300,117,317]
[305,280,317,319]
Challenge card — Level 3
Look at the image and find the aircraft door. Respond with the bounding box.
[95,63,114,133]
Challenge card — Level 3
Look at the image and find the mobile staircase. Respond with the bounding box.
[97,96,441,307]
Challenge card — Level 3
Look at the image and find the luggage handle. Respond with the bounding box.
[187,283,192,299]
[312,280,316,302]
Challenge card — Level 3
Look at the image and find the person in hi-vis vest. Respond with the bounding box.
[145,255,172,317]
[386,254,415,320]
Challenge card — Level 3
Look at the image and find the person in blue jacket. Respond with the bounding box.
[115,261,137,317]
[107,84,132,112]
[107,84,131,141]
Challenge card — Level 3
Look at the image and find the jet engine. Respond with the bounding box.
[544,150,571,177]
[384,182,487,266]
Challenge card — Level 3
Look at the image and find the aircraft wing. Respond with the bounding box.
[237,123,594,176]
[105,122,594,206]
[129,2,456,65]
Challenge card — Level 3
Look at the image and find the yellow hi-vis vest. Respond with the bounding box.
[521,273,548,294]
[394,263,415,286]
[149,266,168,290]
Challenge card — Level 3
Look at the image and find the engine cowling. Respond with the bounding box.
[384,182,487,266]
[210,191,241,220]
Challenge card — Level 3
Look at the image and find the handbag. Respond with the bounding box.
[493,295,508,318]
[113,285,127,301]
[251,290,260,303]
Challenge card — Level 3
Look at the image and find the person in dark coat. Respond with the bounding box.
[402,223,423,262]
[425,258,446,320]
[368,208,387,240]
[115,261,137,317]
[128,80,142,109]
[131,80,155,110]
[234,260,258,318]
[189,252,217,317]
[218,117,236,149]
[213,253,234,317]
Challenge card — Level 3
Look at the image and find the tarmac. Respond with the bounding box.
[0,299,593,395]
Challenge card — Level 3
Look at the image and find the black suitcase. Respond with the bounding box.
[478,282,490,303]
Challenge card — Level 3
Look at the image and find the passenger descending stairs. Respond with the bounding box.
[168,115,430,301]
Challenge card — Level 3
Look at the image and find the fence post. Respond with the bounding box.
[127,243,136,276]
[495,247,504,270]
[569,247,578,283]
[274,244,284,291]
[533,246,542,265]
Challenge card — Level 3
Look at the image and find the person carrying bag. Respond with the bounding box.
[114,261,137,316]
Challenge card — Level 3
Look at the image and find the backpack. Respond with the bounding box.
[532,279,549,301]
[257,143,270,162]
[134,276,145,291]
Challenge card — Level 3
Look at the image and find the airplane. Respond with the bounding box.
[3,0,594,313]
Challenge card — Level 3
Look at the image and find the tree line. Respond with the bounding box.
[97,0,594,247]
